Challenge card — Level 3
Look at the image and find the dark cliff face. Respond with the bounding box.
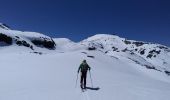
[0,33,12,45]
[31,38,56,50]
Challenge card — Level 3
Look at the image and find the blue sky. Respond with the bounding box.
[0,0,170,46]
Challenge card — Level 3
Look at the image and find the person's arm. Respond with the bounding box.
[87,64,91,70]
[78,64,81,73]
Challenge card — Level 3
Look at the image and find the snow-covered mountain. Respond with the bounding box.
[0,24,56,50]
[0,24,170,100]
[79,34,170,76]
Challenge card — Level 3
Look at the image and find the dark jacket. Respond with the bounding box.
[78,62,91,73]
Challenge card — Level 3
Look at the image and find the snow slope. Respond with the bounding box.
[0,49,170,100]
[0,24,170,100]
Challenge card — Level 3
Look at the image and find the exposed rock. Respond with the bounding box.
[112,46,118,51]
[140,49,145,55]
[124,39,131,44]
[31,38,56,50]
[0,33,12,45]
[132,42,144,47]
[87,46,96,50]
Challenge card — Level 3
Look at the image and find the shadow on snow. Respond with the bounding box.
[86,87,100,91]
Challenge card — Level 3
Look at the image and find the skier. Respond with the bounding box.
[78,60,91,89]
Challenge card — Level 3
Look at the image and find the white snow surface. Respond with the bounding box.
[0,49,170,100]
[0,27,170,100]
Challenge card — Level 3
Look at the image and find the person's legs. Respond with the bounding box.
[80,72,83,89]
[80,71,87,89]
[83,71,87,89]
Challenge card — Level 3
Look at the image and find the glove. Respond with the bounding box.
[89,67,91,71]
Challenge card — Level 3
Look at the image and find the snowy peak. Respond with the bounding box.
[53,38,73,44]
[0,23,10,30]
[80,34,170,76]
[84,34,121,41]
[81,34,170,54]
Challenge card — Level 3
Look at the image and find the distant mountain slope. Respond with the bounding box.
[0,24,56,50]
[80,34,170,76]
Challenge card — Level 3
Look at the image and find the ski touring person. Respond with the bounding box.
[77,60,91,90]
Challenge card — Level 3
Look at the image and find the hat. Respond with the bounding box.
[83,60,86,63]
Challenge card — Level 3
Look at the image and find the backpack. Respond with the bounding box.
[81,63,89,72]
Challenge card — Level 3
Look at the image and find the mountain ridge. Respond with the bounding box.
[0,24,170,76]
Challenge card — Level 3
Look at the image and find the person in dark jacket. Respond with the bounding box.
[78,60,91,89]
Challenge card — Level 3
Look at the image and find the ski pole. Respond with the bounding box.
[89,70,93,88]
[75,72,79,88]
